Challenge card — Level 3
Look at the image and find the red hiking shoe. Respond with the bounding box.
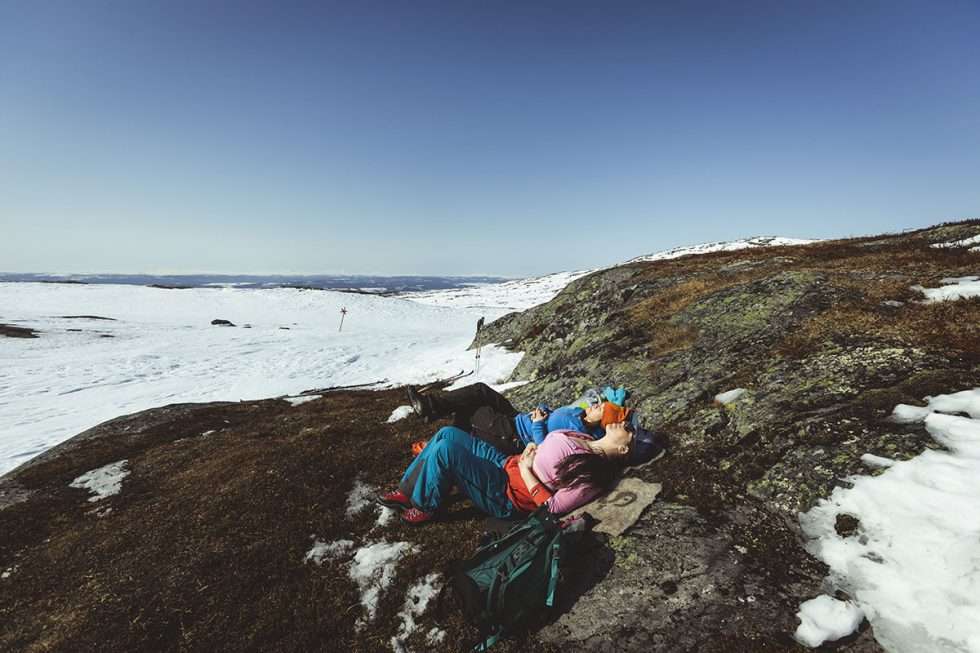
[377,489,412,512]
[400,507,435,525]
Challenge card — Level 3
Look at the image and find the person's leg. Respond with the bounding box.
[468,406,522,456]
[399,426,515,518]
[429,382,520,424]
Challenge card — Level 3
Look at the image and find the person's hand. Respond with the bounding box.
[530,407,548,422]
[518,442,537,471]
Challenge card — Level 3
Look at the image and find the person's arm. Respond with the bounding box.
[529,407,548,445]
[517,443,553,506]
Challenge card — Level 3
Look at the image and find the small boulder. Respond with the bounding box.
[834,514,860,538]
[211,319,236,327]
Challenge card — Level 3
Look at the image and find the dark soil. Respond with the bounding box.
[0,391,579,653]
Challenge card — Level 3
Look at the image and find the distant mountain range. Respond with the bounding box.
[0,273,509,294]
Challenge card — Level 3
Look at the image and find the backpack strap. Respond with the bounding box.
[545,538,561,608]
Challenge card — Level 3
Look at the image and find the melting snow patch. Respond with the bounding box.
[913,276,980,302]
[714,388,747,404]
[426,627,446,645]
[859,453,896,469]
[794,595,864,647]
[391,572,443,653]
[387,405,414,423]
[69,460,129,502]
[350,540,418,626]
[798,388,980,652]
[376,506,396,527]
[930,234,980,250]
[347,480,377,517]
[305,538,355,565]
[285,395,320,407]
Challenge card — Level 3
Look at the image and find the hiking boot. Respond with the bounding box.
[406,386,434,422]
[377,489,412,512]
[400,507,435,525]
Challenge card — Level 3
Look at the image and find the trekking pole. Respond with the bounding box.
[474,316,484,374]
[338,307,347,333]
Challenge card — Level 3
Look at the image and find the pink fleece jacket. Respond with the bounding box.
[532,430,605,514]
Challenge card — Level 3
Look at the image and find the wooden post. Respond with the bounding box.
[339,307,347,332]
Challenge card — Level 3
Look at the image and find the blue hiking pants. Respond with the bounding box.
[399,426,516,519]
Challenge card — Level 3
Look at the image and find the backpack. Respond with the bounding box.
[452,506,565,651]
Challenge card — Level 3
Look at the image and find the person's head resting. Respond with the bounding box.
[582,401,605,424]
[554,422,634,491]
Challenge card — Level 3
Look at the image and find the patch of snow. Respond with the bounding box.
[714,388,747,404]
[930,234,980,249]
[794,595,865,647]
[914,276,980,302]
[376,506,396,528]
[305,538,355,565]
[346,480,377,517]
[201,429,216,436]
[799,388,980,652]
[69,460,129,502]
[391,572,443,653]
[387,405,414,423]
[891,388,980,422]
[626,236,818,264]
[425,627,446,645]
[285,395,319,406]
[349,540,418,625]
[859,453,896,469]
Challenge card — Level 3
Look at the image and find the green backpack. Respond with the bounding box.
[452,506,567,651]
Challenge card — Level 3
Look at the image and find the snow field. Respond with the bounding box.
[797,388,980,652]
[0,282,524,477]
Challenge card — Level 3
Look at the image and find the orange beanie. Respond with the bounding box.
[600,402,632,429]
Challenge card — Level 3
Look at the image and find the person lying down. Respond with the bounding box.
[380,383,665,525]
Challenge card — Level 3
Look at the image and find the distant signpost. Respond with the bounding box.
[339,307,347,332]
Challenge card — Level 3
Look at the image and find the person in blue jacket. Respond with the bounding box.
[406,382,604,455]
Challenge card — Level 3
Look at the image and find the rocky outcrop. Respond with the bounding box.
[467,220,980,650]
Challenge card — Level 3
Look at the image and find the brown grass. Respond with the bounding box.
[625,274,762,355]
[619,227,980,361]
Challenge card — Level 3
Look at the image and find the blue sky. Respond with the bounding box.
[2,1,978,277]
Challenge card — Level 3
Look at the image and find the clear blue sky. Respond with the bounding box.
[2,1,978,277]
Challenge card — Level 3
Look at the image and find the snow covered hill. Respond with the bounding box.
[403,235,818,313]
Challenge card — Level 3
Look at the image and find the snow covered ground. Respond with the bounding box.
[624,236,818,264]
[397,269,593,312]
[0,283,524,477]
[797,388,980,651]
